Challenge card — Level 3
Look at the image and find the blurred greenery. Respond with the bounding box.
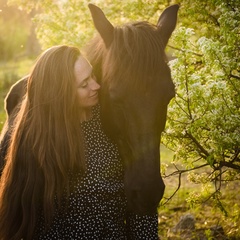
[0,0,39,129]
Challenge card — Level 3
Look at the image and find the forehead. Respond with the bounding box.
[74,56,92,83]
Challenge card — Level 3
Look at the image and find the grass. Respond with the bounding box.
[159,146,240,239]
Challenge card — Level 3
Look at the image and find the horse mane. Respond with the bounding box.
[86,21,168,96]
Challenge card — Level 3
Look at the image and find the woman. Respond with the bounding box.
[0,45,127,239]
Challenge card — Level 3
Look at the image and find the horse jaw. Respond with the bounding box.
[123,150,165,215]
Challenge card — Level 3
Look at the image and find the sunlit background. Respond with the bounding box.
[0,0,239,238]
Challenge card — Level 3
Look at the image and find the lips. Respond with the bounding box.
[90,92,98,98]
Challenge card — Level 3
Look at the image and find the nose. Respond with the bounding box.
[90,77,100,91]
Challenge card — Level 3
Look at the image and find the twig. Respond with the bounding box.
[185,131,210,158]
[168,45,203,57]
[161,163,209,205]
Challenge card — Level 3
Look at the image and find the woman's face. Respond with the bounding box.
[74,56,100,110]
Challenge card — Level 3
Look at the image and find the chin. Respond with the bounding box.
[92,99,99,106]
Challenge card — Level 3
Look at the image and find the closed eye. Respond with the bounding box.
[78,72,96,89]
[78,80,88,88]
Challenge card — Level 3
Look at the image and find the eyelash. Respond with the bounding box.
[80,81,88,88]
[78,73,96,89]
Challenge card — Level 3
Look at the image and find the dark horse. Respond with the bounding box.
[0,4,179,215]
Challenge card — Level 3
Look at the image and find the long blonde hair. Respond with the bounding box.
[0,45,85,240]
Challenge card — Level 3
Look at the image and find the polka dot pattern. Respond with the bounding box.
[33,105,159,239]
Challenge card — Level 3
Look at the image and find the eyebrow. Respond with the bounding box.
[78,68,93,86]
[82,74,91,82]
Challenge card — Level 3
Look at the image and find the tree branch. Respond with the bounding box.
[168,44,203,57]
[185,131,210,158]
[230,73,240,80]
[219,161,240,170]
[161,163,209,205]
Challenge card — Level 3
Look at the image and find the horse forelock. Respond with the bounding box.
[106,22,169,93]
[86,20,174,99]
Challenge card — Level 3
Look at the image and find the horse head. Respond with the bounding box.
[88,4,179,214]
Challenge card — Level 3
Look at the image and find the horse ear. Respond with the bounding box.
[88,4,114,48]
[5,77,27,116]
[157,4,179,48]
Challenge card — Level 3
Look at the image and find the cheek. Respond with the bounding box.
[77,89,88,104]
[77,89,87,107]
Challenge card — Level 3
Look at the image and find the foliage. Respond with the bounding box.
[7,0,178,49]
[162,0,240,220]
[0,0,30,61]
[0,18,28,61]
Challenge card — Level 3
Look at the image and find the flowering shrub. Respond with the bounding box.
[162,0,239,216]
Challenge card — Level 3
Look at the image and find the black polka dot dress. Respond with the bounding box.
[33,105,159,240]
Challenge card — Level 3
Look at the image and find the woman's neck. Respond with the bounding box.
[80,108,93,123]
